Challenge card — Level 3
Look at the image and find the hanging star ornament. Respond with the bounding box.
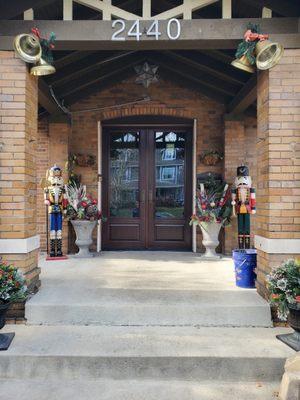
[135,62,159,88]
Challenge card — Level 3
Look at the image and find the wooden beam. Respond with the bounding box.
[54,51,95,69]
[243,0,299,17]
[157,66,229,104]
[50,51,136,87]
[166,50,247,85]
[226,75,257,114]
[0,19,299,50]
[63,0,73,20]
[59,55,145,98]
[149,54,232,101]
[262,7,272,18]
[0,0,56,19]
[38,78,61,115]
[157,52,239,96]
[222,0,231,19]
[153,0,218,19]
[24,9,34,20]
[143,0,151,18]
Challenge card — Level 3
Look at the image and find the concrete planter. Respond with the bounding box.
[0,301,15,350]
[277,303,300,351]
[200,222,222,259]
[0,301,10,330]
[71,220,97,258]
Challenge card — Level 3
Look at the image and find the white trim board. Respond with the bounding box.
[255,235,300,254]
[0,235,40,254]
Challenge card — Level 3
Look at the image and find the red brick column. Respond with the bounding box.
[255,49,300,298]
[0,51,40,293]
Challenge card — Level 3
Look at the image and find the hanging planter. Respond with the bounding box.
[200,150,223,166]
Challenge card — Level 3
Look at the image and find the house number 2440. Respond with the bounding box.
[111,19,181,41]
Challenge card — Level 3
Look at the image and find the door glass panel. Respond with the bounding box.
[109,132,140,218]
[155,131,185,219]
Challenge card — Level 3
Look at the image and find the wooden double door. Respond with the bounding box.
[102,125,192,250]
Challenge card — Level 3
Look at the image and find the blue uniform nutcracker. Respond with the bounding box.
[231,166,256,249]
[44,165,68,257]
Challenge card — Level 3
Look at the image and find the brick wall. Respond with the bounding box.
[224,116,257,253]
[0,51,40,294]
[256,49,300,297]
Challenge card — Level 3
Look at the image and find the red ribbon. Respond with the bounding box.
[244,29,269,42]
[31,27,41,39]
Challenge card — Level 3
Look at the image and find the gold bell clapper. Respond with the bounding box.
[255,40,284,70]
[30,58,56,76]
[231,54,255,74]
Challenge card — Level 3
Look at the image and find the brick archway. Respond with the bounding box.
[100,104,195,122]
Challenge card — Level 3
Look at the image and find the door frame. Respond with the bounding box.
[97,116,197,252]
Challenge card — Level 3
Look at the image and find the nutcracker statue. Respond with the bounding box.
[231,166,256,249]
[44,165,68,257]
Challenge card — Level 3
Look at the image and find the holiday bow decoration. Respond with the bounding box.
[31,27,56,64]
[235,23,266,65]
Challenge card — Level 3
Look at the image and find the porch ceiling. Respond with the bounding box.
[39,48,256,117]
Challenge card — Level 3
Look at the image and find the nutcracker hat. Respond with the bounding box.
[50,164,62,176]
[237,165,249,177]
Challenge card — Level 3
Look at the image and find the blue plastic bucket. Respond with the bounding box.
[233,249,257,288]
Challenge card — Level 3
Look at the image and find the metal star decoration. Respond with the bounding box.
[135,62,159,88]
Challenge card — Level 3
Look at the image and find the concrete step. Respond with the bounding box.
[26,289,272,327]
[0,325,293,381]
[0,379,281,400]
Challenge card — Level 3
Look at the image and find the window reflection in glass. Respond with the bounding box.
[109,132,140,218]
[155,131,185,219]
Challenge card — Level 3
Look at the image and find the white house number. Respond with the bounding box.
[111,19,181,41]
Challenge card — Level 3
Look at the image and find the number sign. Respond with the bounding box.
[112,19,181,41]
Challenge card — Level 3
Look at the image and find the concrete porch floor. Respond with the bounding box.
[24,251,272,327]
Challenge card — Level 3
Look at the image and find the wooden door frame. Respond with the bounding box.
[99,116,195,251]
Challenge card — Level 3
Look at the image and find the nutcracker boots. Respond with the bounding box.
[50,239,56,257]
[56,238,63,257]
[238,235,245,249]
[244,234,251,249]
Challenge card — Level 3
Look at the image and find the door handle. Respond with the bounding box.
[140,189,145,203]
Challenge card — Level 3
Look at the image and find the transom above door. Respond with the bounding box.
[102,120,192,250]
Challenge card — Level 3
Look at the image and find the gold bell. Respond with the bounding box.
[30,58,56,76]
[231,54,255,73]
[255,40,284,70]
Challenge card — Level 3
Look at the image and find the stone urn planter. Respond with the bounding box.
[200,222,222,259]
[0,301,15,350]
[71,220,97,258]
[277,303,300,351]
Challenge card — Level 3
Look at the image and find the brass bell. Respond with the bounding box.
[255,40,284,70]
[30,58,56,76]
[14,32,56,76]
[14,33,42,64]
[231,54,255,73]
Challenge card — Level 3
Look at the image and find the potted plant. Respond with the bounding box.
[65,183,102,257]
[0,259,27,350]
[190,175,232,258]
[267,259,300,351]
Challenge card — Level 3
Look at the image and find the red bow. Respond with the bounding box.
[31,27,41,39]
[244,29,269,42]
